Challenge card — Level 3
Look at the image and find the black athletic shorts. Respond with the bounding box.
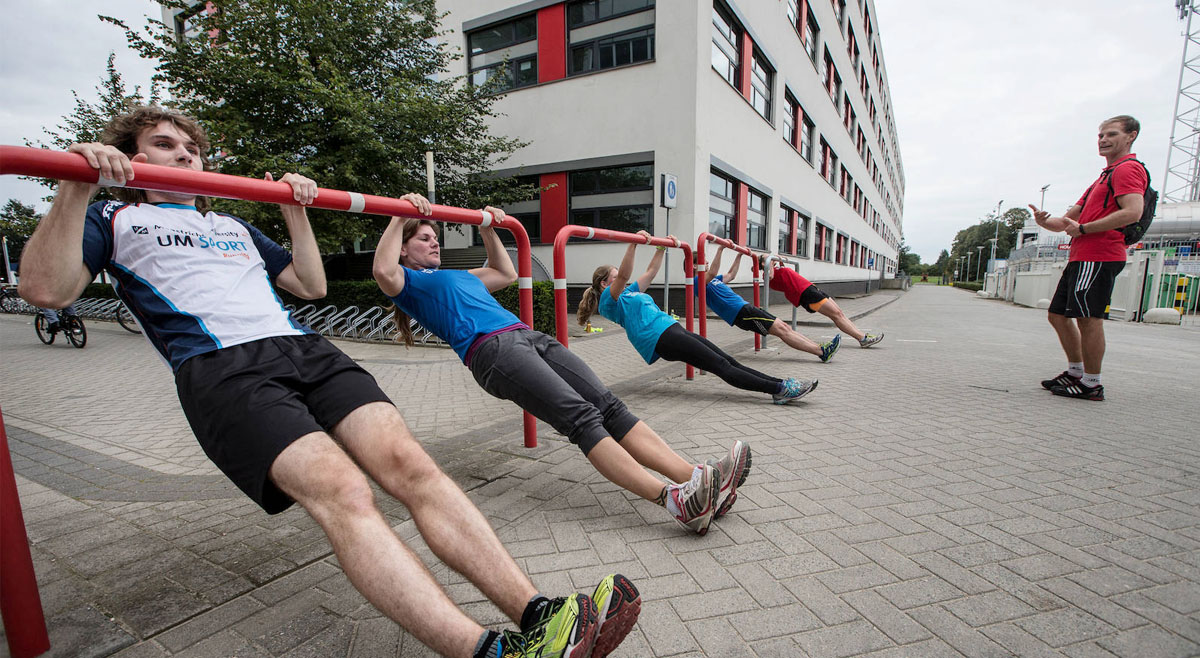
[732,305,777,335]
[798,285,829,313]
[1048,261,1125,319]
[175,334,392,514]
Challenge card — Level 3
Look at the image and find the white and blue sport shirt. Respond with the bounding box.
[82,201,312,371]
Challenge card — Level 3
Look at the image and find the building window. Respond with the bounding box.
[832,0,846,31]
[796,211,809,257]
[815,224,830,261]
[803,8,819,64]
[782,94,797,146]
[750,51,773,120]
[468,14,538,92]
[800,113,815,163]
[570,207,652,234]
[567,0,654,26]
[568,0,655,75]
[709,171,737,240]
[711,3,741,89]
[778,206,794,255]
[822,49,841,103]
[569,164,654,234]
[747,188,767,250]
[570,163,653,194]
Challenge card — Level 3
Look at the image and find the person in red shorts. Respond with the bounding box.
[1028,115,1148,401]
[764,256,884,348]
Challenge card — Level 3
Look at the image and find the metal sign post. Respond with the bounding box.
[660,173,678,313]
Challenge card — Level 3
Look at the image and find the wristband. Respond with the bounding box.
[656,245,667,252]
[1079,223,1087,235]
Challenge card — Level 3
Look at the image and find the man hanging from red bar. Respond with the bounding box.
[17,106,636,658]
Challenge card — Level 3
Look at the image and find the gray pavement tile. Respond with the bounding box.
[7,287,1200,657]
[42,604,137,658]
[840,589,931,645]
[792,619,894,658]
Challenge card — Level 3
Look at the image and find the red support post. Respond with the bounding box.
[0,146,539,448]
[552,226,694,380]
[0,406,51,658]
[694,232,762,351]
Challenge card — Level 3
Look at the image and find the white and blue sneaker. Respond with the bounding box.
[772,377,817,405]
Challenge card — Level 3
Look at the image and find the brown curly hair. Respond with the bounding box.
[102,106,212,212]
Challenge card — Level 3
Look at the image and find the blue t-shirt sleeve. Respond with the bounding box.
[81,201,117,277]
[231,216,294,279]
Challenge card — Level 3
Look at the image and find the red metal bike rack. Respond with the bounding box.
[0,145,539,448]
[694,232,762,351]
[552,226,695,380]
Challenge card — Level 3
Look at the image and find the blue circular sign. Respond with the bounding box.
[666,180,676,199]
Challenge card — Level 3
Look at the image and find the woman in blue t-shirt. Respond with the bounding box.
[576,232,816,405]
[373,209,741,536]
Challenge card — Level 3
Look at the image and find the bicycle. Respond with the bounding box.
[116,301,141,334]
[1,284,24,313]
[35,309,87,348]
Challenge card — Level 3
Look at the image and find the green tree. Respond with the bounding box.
[30,53,161,200]
[106,0,533,251]
[0,200,42,265]
[897,241,921,275]
[948,207,1033,280]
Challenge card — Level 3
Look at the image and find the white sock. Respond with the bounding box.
[1067,362,1084,378]
[1081,373,1101,387]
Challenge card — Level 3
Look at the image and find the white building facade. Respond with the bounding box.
[437,0,906,294]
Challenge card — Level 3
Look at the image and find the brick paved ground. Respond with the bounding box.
[1,285,1198,657]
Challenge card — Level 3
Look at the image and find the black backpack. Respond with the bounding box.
[1081,157,1158,245]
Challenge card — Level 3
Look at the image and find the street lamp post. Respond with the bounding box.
[1040,184,1050,210]
[988,199,1003,273]
[975,245,985,280]
[965,251,973,282]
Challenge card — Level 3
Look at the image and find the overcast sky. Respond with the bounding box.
[0,1,1187,263]
[875,0,1181,261]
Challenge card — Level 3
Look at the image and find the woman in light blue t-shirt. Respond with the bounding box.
[577,231,816,405]
[374,210,735,536]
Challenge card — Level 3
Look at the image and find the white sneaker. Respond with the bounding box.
[707,441,751,520]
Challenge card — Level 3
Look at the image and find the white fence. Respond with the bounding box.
[994,247,1200,327]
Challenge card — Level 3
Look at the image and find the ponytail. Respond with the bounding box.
[389,304,416,347]
[577,265,612,326]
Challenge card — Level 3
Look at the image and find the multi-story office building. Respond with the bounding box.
[163,1,906,297]
[438,0,906,297]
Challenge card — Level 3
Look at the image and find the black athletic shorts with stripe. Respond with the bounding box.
[1048,261,1125,319]
[732,304,777,335]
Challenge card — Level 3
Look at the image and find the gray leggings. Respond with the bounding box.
[469,329,640,455]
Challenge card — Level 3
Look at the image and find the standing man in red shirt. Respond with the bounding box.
[1029,115,1148,401]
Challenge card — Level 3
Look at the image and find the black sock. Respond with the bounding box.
[520,594,552,631]
[473,630,500,658]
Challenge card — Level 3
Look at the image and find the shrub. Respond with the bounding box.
[85,278,558,335]
[953,282,983,292]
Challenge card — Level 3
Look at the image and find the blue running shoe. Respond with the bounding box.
[819,334,841,362]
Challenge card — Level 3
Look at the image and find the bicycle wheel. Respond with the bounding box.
[65,316,87,348]
[35,314,55,344]
[116,303,141,334]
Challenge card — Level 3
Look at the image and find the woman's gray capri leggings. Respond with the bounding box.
[469,329,640,455]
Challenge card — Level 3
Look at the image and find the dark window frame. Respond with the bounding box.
[569,25,655,75]
[708,170,738,242]
[711,2,742,89]
[567,0,655,29]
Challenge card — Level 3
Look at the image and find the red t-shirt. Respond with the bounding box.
[769,265,813,307]
[1070,154,1147,262]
